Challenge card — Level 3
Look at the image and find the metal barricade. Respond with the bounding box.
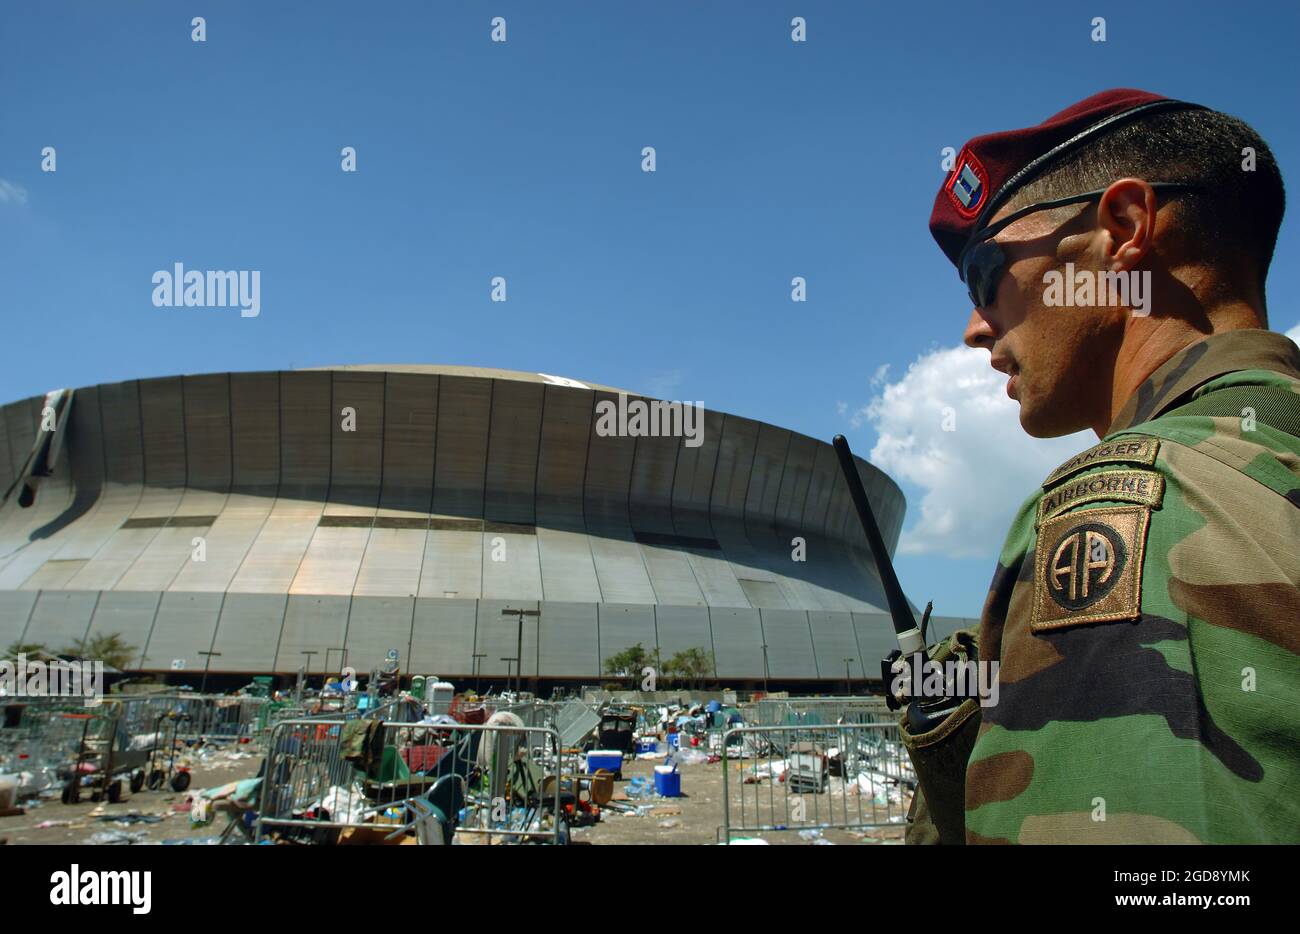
[465,700,597,784]
[116,696,174,756]
[263,701,311,731]
[0,698,88,781]
[159,695,268,745]
[256,718,574,844]
[719,722,913,844]
[482,700,564,731]
[554,700,601,749]
[743,696,895,728]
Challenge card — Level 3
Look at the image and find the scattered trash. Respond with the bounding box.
[308,785,367,826]
[674,748,708,766]
[624,776,655,799]
[96,812,164,825]
[87,829,150,845]
[3,687,911,846]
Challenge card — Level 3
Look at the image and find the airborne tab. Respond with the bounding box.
[1037,468,1164,525]
[1042,436,1160,487]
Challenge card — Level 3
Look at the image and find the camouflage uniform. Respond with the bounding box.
[965,328,1300,843]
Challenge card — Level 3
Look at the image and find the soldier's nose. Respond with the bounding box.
[964,308,997,350]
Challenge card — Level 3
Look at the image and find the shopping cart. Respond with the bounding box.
[57,699,162,805]
[1,701,101,797]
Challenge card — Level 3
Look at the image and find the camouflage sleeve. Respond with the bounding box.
[963,408,1300,843]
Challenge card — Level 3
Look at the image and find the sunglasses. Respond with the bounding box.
[958,182,1199,309]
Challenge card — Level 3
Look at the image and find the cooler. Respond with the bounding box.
[654,765,681,797]
[586,750,624,774]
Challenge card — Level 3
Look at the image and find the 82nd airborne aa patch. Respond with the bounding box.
[1032,505,1150,632]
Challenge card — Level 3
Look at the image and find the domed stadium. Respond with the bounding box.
[0,366,965,689]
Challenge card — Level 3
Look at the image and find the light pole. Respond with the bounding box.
[472,653,486,694]
[301,650,318,692]
[500,657,518,695]
[501,608,539,696]
[535,614,543,695]
[760,643,770,695]
[843,657,855,697]
[198,650,221,695]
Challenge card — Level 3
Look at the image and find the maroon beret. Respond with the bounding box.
[929,88,1208,269]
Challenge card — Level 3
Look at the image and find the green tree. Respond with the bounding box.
[603,643,659,686]
[62,633,136,670]
[663,647,714,690]
[3,641,48,660]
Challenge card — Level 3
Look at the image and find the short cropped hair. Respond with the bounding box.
[1006,107,1285,296]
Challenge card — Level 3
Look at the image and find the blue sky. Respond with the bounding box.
[1,1,1297,616]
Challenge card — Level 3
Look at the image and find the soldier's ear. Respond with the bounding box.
[1097,177,1157,273]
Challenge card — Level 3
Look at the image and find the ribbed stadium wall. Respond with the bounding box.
[0,367,969,684]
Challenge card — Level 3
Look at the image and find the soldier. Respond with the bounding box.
[910,89,1300,843]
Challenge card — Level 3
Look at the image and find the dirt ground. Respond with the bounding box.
[2,749,907,846]
[0,750,264,846]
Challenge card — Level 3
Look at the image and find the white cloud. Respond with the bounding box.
[853,345,1089,558]
[1285,321,1300,346]
[0,179,28,206]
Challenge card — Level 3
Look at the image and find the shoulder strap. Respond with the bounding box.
[1124,384,1300,508]
[1158,385,1300,437]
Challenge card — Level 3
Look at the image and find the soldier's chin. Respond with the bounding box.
[1018,398,1081,439]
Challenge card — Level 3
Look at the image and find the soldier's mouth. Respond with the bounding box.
[990,355,1020,399]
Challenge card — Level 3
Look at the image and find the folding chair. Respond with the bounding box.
[508,754,574,839]
[387,775,465,845]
